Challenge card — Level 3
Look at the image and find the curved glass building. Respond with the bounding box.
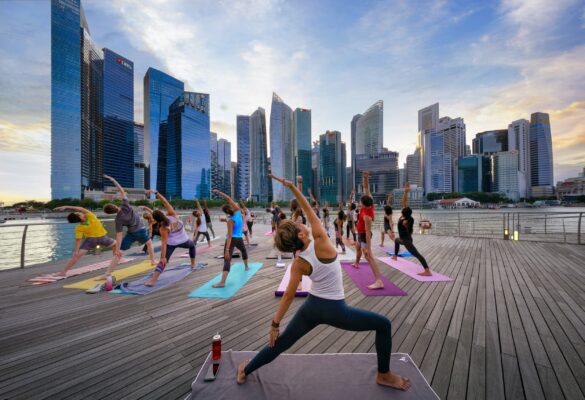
[250,108,271,202]
[269,92,294,201]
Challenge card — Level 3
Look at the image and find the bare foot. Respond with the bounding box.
[212,282,225,288]
[418,269,432,276]
[245,267,250,271]
[55,271,66,277]
[367,281,384,290]
[379,243,384,247]
[376,372,411,391]
[391,256,397,261]
[351,263,360,269]
[94,274,107,281]
[341,251,346,254]
[150,260,157,265]
[236,359,250,384]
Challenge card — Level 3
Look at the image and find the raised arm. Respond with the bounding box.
[308,187,318,206]
[362,171,371,198]
[296,176,303,193]
[53,206,91,214]
[104,174,125,199]
[269,174,327,239]
[145,189,176,217]
[349,188,355,205]
[138,205,154,214]
[386,192,393,206]
[194,198,203,215]
[402,181,410,209]
[212,189,241,213]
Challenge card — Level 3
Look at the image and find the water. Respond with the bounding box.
[1,207,583,270]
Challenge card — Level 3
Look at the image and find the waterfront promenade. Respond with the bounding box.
[0,228,584,399]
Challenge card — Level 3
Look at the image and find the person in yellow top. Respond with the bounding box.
[54,206,120,277]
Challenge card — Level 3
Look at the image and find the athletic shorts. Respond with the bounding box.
[80,235,115,251]
[384,220,391,232]
[358,232,372,248]
[120,228,150,250]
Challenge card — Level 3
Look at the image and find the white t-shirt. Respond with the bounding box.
[197,214,207,232]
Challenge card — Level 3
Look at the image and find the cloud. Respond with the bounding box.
[0,120,49,154]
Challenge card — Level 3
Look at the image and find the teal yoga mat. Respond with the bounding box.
[188,262,263,299]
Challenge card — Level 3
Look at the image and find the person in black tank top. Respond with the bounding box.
[380,192,395,247]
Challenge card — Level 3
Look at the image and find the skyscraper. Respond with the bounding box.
[293,108,312,196]
[144,68,184,192]
[102,48,134,188]
[493,151,521,201]
[269,92,294,201]
[355,100,383,157]
[236,115,250,199]
[529,112,554,196]
[457,155,491,193]
[350,114,361,189]
[250,108,270,202]
[406,147,422,187]
[355,151,399,203]
[319,131,346,203]
[508,119,530,198]
[423,131,452,193]
[133,123,145,189]
[311,140,320,200]
[218,138,232,197]
[210,132,218,198]
[472,130,508,155]
[163,92,211,199]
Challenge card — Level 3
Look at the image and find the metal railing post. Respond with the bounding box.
[20,225,28,268]
[578,213,582,245]
[545,213,547,234]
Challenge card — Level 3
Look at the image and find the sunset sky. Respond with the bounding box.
[1,0,584,204]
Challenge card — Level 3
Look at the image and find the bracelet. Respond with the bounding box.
[271,320,280,328]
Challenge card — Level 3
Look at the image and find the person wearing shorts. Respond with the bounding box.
[212,189,250,288]
[53,206,120,277]
[103,175,156,265]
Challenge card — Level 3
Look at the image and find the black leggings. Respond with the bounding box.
[195,231,211,244]
[207,222,215,238]
[394,237,429,269]
[156,240,196,273]
[223,237,248,271]
[247,221,254,235]
[244,295,392,375]
[346,221,356,241]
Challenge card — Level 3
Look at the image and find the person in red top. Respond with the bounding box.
[353,171,385,289]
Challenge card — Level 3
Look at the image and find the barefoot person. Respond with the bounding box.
[102,175,156,265]
[193,198,212,247]
[345,188,357,243]
[236,174,411,392]
[212,189,250,288]
[334,208,347,254]
[353,171,385,290]
[379,193,395,247]
[54,205,120,277]
[392,182,432,276]
[145,190,196,286]
[202,200,215,239]
[140,207,160,253]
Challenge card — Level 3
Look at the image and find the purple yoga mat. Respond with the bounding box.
[377,257,453,282]
[341,261,407,296]
[275,264,311,297]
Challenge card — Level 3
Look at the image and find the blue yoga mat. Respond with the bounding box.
[188,262,263,299]
[386,251,413,257]
[111,264,199,295]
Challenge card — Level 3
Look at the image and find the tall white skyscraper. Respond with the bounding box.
[236,115,250,199]
[406,147,422,187]
[269,92,294,201]
[355,100,383,157]
[250,107,270,202]
[493,151,522,201]
[508,119,530,198]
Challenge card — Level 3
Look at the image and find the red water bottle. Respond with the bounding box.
[212,333,221,374]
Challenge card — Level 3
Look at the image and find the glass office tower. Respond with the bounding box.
[269,92,294,201]
[236,115,250,199]
[102,49,134,187]
[144,68,184,191]
[529,112,554,193]
[293,108,312,196]
[319,131,346,204]
[133,123,145,189]
[250,108,271,202]
[355,151,399,203]
[164,92,211,199]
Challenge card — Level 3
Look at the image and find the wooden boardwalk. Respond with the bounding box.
[0,226,584,399]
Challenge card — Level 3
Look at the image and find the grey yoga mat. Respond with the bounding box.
[188,351,439,400]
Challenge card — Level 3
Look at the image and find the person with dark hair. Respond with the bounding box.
[193,198,211,247]
[392,182,432,276]
[103,175,156,265]
[353,171,384,290]
[140,208,160,253]
[380,193,395,247]
[345,188,357,242]
[212,189,250,288]
[334,209,346,254]
[53,205,120,277]
[236,173,411,392]
[290,176,307,225]
[308,187,320,220]
[239,200,255,241]
[144,189,196,286]
[322,205,330,237]
[202,200,215,239]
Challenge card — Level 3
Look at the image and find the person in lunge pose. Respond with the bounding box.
[345,188,357,242]
[212,189,250,288]
[236,174,411,392]
[54,205,120,277]
[392,182,432,276]
[140,207,160,253]
[352,171,385,289]
[379,193,395,247]
[334,208,346,254]
[192,198,212,247]
[145,189,196,286]
[202,200,215,239]
[103,175,156,265]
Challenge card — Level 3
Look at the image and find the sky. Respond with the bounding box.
[1,0,584,204]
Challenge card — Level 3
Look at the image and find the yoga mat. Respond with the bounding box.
[341,261,407,296]
[111,264,194,295]
[379,246,412,257]
[28,258,134,285]
[275,264,311,297]
[127,246,161,256]
[188,351,439,400]
[63,260,154,290]
[188,262,263,299]
[179,244,216,258]
[264,231,273,237]
[377,257,452,282]
[266,251,293,259]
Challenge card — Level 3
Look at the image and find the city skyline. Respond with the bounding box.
[1,0,585,203]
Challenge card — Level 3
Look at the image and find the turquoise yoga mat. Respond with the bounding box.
[188,262,263,299]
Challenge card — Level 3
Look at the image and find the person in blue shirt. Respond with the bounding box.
[212,189,250,288]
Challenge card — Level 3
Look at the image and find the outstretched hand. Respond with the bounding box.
[145,189,157,195]
[268,174,294,188]
[103,174,113,180]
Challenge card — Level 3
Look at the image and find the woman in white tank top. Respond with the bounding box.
[236,174,411,392]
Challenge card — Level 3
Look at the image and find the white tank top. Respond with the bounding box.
[298,241,345,300]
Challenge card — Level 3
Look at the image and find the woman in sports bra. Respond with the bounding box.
[236,174,411,392]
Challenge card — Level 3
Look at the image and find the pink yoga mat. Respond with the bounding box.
[179,245,216,258]
[28,257,135,285]
[340,261,407,296]
[275,264,311,297]
[264,231,274,237]
[377,257,452,282]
